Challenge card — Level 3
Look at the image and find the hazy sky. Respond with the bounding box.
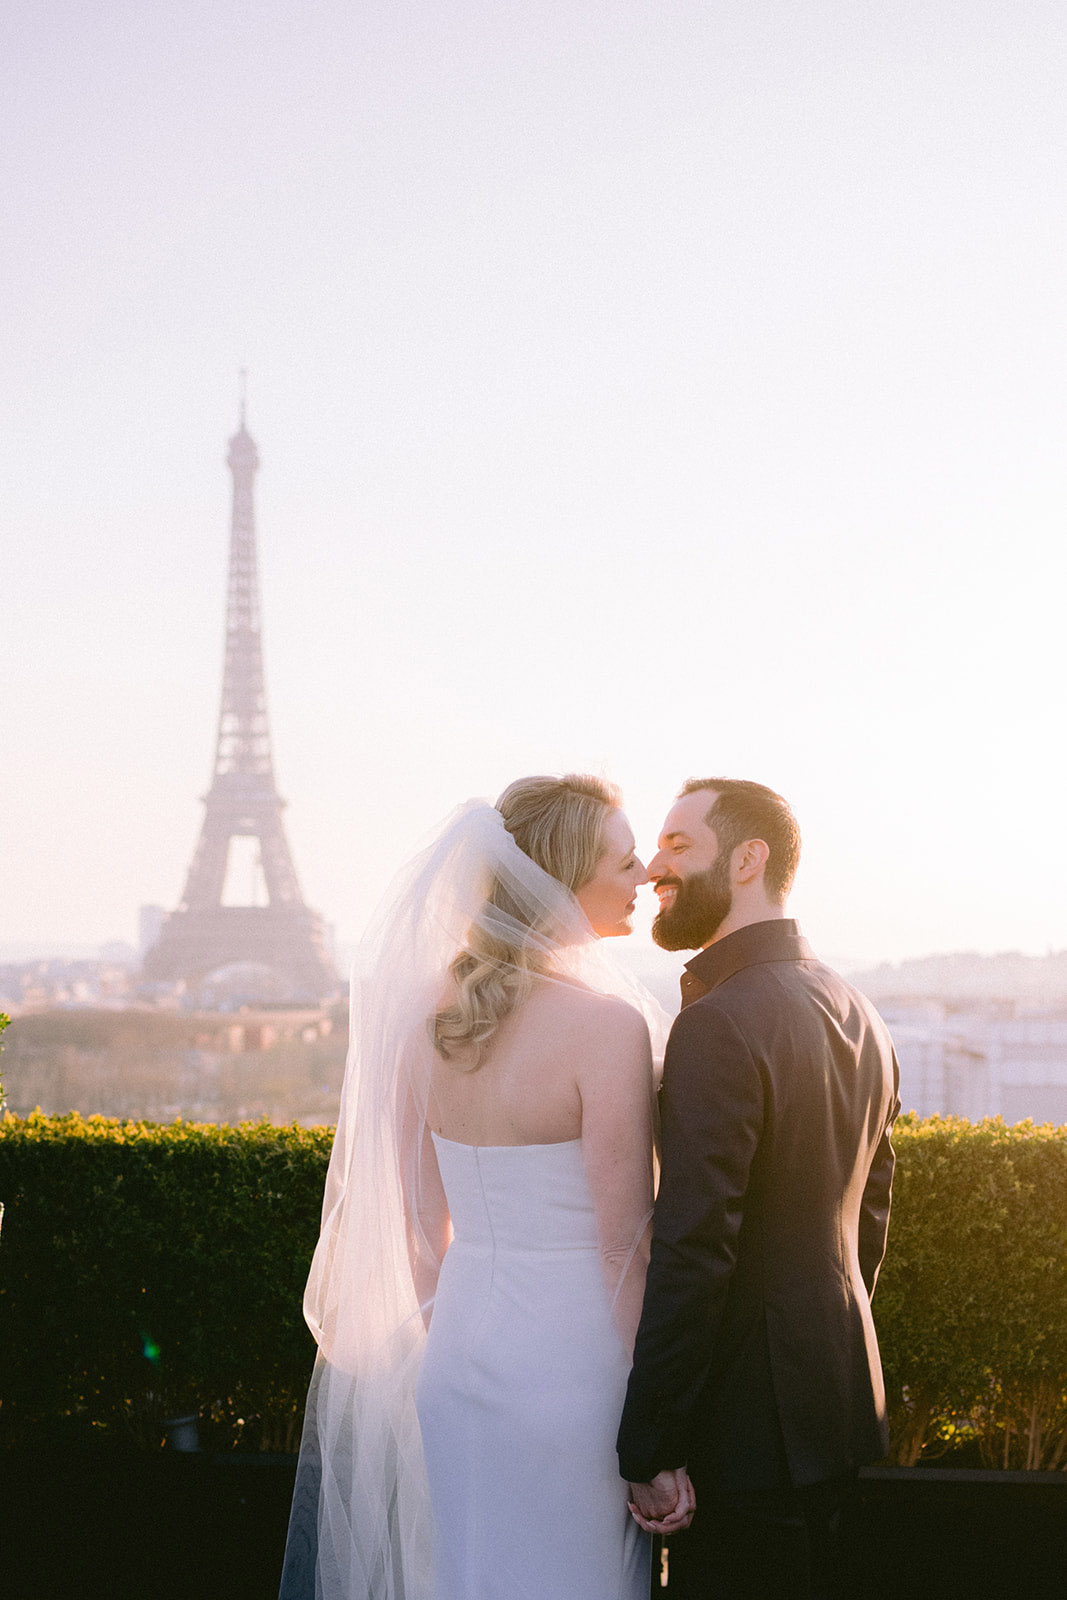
[3,0,1066,965]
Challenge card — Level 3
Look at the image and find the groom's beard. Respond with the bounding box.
[652,854,734,951]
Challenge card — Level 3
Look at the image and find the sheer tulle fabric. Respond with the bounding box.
[278,801,665,1600]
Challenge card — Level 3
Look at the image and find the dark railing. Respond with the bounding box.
[1,1449,1064,1600]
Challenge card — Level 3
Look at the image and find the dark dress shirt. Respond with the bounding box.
[617,918,899,1492]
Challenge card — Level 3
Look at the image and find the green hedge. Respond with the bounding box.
[876,1115,1067,1468]
[0,1113,332,1452]
[0,1010,9,1108]
[1,1111,1065,1466]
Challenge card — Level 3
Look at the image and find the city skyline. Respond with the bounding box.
[3,3,1066,967]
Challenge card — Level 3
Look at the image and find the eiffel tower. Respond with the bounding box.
[143,398,336,1002]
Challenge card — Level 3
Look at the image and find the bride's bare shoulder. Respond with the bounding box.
[530,976,650,1039]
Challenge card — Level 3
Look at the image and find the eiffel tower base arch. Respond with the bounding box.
[143,905,336,1005]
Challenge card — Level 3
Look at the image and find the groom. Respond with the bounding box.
[618,779,899,1599]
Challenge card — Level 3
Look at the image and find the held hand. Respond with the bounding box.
[627,1467,696,1534]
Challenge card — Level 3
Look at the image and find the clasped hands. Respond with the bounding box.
[627,1466,695,1533]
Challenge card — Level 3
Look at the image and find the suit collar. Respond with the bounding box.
[680,918,814,1007]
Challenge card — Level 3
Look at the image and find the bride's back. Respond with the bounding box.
[427,977,636,1147]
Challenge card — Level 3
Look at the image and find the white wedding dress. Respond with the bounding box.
[416,1134,650,1600]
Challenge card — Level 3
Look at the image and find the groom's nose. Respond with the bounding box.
[646,847,667,882]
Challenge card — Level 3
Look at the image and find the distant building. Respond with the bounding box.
[99,941,138,966]
[984,1014,1067,1126]
[138,905,167,957]
[879,1000,1067,1126]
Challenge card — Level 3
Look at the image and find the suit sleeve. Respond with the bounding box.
[858,1047,900,1297]
[617,1000,762,1483]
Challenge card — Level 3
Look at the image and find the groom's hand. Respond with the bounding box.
[627,1467,695,1533]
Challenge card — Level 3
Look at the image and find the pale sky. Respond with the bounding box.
[3,0,1066,966]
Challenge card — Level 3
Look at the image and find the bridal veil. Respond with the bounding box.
[278,799,664,1600]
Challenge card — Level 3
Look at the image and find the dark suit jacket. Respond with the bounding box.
[617,918,899,1492]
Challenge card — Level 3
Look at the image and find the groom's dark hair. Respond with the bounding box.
[679,778,800,901]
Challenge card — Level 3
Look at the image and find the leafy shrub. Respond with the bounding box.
[0,1112,331,1451]
[1,1111,1064,1465]
[0,1011,9,1111]
[875,1116,1067,1468]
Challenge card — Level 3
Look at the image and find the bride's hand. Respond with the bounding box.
[627,1467,695,1533]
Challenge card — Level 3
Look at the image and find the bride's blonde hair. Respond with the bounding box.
[433,774,621,1068]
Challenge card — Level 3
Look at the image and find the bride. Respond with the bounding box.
[279,775,676,1600]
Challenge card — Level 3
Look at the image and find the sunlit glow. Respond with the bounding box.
[3,4,1065,965]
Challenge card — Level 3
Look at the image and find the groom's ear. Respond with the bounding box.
[734,838,770,885]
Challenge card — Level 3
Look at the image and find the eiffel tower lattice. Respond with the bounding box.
[143,402,336,1002]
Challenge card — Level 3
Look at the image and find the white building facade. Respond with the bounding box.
[878,1001,1067,1126]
